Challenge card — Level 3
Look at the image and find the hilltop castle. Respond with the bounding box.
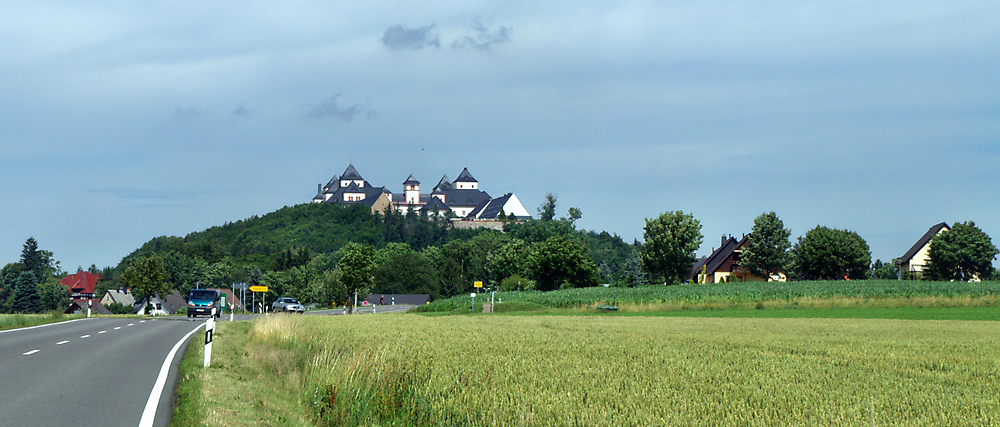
[312,164,531,222]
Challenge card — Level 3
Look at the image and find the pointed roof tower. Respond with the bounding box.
[403,173,420,185]
[454,168,478,190]
[432,174,452,193]
[454,168,477,183]
[341,164,363,181]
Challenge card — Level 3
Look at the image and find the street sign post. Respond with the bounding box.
[249,285,268,293]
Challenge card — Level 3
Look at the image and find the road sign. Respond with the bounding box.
[249,285,268,293]
[474,281,483,288]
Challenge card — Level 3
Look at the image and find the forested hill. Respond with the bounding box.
[111,202,637,303]
[125,202,481,269]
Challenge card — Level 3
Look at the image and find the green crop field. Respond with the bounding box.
[182,313,1000,426]
[418,280,1000,313]
[0,312,75,331]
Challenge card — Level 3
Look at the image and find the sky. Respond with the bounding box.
[2,1,999,272]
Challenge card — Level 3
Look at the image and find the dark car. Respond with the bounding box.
[272,297,305,313]
[187,289,221,318]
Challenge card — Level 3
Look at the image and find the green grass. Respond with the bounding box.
[0,312,78,331]
[418,280,1000,313]
[175,314,1000,426]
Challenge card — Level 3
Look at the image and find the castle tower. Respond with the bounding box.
[454,168,478,190]
[403,174,420,204]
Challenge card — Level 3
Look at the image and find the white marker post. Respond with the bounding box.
[229,303,234,322]
[204,308,215,368]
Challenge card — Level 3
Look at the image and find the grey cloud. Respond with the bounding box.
[174,107,201,119]
[452,18,511,52]
[303,94,374,122]
[381,25,441,51]
[232,103,254,117]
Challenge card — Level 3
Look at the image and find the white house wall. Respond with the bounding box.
[503,194,531,217]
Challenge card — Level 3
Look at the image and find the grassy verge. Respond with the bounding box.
[176,314,1000,426]
[171,319,314,427]
[417,280,1000,312]
[0,312,79,331]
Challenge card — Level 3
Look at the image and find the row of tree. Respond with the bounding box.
[637,211,998,284]
[0,238,71,313]
[5,198,997,314]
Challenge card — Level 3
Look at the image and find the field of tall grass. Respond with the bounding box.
[417,280,1000,313]
[0,312,73,331]
[183,313,1000,426]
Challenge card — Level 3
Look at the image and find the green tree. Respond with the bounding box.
[870,259,899,280]
[486,239,530,283]
[741,212,792,281]
[373,243,438,297]
[338,243,377,313]
[20,237,60,281]
[640,211,703,285]
[120,254,168,313]
[793,226,871,280]
[538,193,557,221]
[12,271,42,313]
[38,279,70,312]
[526,234,600,291]
[924,221,998,282]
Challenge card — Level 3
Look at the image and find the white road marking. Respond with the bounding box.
[128,323,134,327]
[57,341,69,345]
[140,320,145,323]
[138,323,205,427]
[81,335,90,339]
[99,331,107,334]
[23,350,40,355]
[114,327,121,330]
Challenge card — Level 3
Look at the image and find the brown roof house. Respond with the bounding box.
[687,234,788,284]
[897,222,950,280]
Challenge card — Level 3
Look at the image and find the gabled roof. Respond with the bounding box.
[59,271,102,295]
[343,182,365,193]
[421,197,451,213]
[454,168,477,183]
[467,193,512,219]
[103,289,135,306]
[65,299,109,315]
[899,222,950,263]
[403,174,420,185]
[341,164,363,181]
[432,175,452,193]
[687,235,748,281]
[438,189,491,207]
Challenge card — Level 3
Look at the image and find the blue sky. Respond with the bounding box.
[2,1,998,271]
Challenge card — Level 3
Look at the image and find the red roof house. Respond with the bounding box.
[59,271,103,301]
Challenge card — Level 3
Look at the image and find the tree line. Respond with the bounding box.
[0,237,71,313]
[5,198,997,314]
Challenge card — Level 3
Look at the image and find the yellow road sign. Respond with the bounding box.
[249,286,268,293]
[474,281,483,288]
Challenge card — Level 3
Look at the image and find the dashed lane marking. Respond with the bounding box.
[57,341,69,345]
[23,350,40,355]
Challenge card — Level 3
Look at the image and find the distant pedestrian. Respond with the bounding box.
[380,295,384,305]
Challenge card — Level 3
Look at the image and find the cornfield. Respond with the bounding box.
[418,280,1000,312]
[245,313,1000,426]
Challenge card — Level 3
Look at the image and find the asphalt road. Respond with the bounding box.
[0,317,207,427]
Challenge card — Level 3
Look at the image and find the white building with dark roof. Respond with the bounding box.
[313,164,531,221]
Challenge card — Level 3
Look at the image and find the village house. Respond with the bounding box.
[687,234,787,284]
[896,222,950,280]
[312,164,531,222]
[59,271,101,301]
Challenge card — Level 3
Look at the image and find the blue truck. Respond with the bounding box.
[187,289,222,318]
